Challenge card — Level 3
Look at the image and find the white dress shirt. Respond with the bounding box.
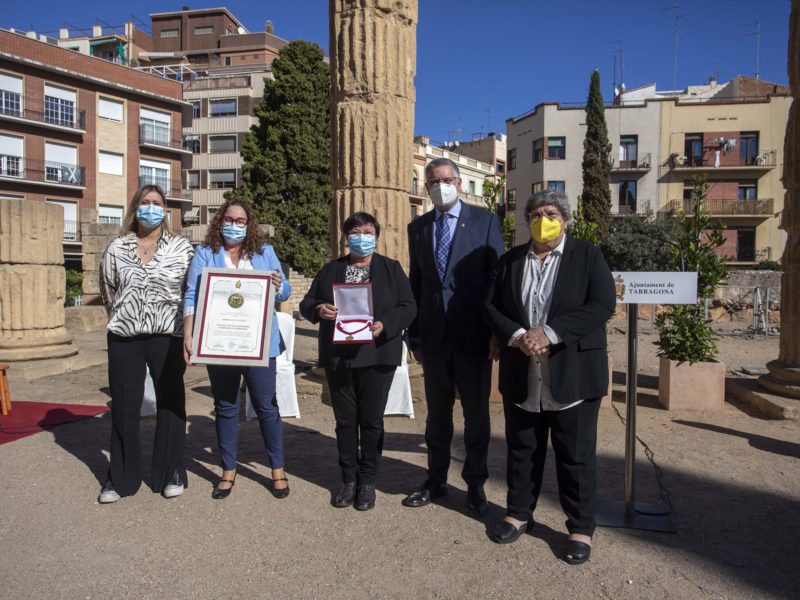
[509,236,583,413]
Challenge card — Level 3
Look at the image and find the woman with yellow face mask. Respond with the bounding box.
[484,190,616,565]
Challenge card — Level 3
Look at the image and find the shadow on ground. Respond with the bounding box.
[42,405,800,599]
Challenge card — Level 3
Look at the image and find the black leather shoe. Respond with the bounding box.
[401,484,448,508]
[354,483,376,511]
[490,518,534,544]
[467,485,489,517]
[270,477,290,499]
[211,477,235,500]
[332,482,356,508]
[563,540,592,565]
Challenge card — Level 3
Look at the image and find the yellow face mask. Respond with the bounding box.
[529,215,563,244]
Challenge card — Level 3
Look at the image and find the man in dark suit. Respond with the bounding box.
[483,190,615,564]
[403,157,504,517]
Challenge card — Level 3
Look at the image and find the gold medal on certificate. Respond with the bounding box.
[228,280,244,309]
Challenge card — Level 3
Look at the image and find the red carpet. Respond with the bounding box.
[0,401,108,445]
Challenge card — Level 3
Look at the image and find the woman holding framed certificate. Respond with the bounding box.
[299,212,416,511]
[183,200,292,500]
[98,184,194,504]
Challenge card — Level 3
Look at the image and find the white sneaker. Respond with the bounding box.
[98,481,120,504]
[162,471,185,499]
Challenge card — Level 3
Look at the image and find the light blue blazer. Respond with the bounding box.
[184,243,291,358]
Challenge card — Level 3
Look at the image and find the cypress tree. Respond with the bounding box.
[229,40,331,275]
[580,70,612,239]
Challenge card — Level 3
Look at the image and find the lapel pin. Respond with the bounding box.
[460,223,465,228]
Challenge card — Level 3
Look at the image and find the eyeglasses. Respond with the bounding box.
[427,177,459,186]
[529,210,563,221]
[222,217,248,227]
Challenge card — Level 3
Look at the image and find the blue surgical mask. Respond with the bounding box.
[136,204,165,228]
[221,222,247,244]
[348,234,376,257]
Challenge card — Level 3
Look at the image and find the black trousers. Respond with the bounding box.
[325,364,396,484]
[107,333,187,496]
[421,346,492,487]
[504,398,601,537]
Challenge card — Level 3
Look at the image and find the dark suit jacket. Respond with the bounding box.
[407,201,504,353]
[483,235,616,405]
[299,253,416,369]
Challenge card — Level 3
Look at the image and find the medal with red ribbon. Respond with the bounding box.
[336,319,373,340]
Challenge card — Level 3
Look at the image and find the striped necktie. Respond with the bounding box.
[436,211,452,280]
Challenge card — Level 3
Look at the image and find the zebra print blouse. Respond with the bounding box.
[100,232,194,337]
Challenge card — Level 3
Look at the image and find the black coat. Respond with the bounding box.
[299,254,417,369]
[483,235,616,405]
[407,202,504,353]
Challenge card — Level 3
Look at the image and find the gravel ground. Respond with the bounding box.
[0,319,798,599]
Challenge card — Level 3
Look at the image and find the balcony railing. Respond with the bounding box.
[668,198,774,216]
[139,123,188,153]
[0,94,86,131]
[667,151,776,170]
[611,153,651,171]
[0,155,85,187]
[138,176,191,200]
[63,219,80,242]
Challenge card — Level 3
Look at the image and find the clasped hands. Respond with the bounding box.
[514,326,551,357]
[316,303,383,338]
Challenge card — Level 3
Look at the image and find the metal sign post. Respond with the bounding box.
[595,272,697,533]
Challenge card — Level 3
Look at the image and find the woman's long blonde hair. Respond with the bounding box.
[119,185,170,236]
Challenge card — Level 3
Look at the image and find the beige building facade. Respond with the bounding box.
[505,76,791,263]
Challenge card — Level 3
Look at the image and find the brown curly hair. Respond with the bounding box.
[204,199,267,258]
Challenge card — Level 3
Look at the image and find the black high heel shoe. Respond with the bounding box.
[270,477,290,499]
[211,477,235,500]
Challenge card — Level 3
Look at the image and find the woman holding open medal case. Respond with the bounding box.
[183,199,292,500]
[300,212,416,510]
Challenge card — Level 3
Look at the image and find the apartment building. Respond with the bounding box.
[181,66,271,242]
[0,29,189,268]
[505,76,791,263]
[146,7,286,70]
[411,135,499,217]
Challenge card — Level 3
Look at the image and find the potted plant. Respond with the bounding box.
[654,175,727,410]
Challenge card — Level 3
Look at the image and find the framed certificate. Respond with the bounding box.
[191,268,276,366]
[332,282,374,344]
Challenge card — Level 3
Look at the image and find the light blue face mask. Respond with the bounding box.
[348,234,376,257]
[221,222,247,244]
[136,204,165,228]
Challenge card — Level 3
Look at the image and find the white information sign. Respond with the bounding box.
[612,272,698,305]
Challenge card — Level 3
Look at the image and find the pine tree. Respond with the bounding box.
[580,70,612,240]
[229,41,331,275]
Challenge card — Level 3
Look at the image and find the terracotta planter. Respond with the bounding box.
[658,356,726,411]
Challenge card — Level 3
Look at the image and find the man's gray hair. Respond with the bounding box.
[524,190,572,225]
[424,157,461,180]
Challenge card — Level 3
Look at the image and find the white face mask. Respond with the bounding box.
[429,182,458,209]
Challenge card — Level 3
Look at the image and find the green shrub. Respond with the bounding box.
[65,268,82,307]
[752,259,782,271]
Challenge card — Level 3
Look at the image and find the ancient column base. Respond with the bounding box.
[0,330,77,361]
[758,360,800,399]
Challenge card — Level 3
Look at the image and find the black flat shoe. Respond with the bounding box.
[354,483,376,511]
[490,519,535,544]
[563,540,592,565]
[467,484,489,517]
[401,484,447,508]
[211,478,235,500]
[270,477,290,499]
[332,482,356,508]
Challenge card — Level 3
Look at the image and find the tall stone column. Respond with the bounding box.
[0,200,76,360]
[329,0,417,267]
[759,0,800,398]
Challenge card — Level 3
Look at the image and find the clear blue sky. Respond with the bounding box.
[3,0,791,145]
